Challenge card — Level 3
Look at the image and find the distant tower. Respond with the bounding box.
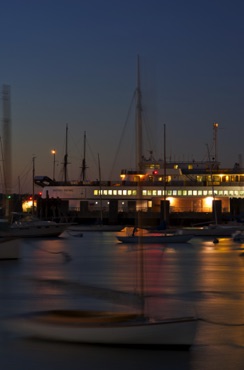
[2,84,12,196]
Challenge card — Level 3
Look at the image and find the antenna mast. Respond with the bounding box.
[136,55,143,171]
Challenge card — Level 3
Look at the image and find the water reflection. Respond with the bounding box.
[1,233,244,369]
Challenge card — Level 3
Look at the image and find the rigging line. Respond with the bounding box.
[109,90,136,180]
[28,243,72,263]
[85,138,99,179]
[41,248,71,263]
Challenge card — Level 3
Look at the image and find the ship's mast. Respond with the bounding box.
[81,131,87,181]
[136,55,143,172]
[64,123,68,183]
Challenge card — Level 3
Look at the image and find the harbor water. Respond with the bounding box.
[1,231,244,369]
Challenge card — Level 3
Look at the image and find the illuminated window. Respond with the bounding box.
[94,190,99,195]
[188,190,193,196]
[198,190,202,195]
[224,190,228,196]
[203,190,207,196]
[183,190,187,196]
[123,190,127,195]
[193,190,197,196]
[103,190,108,195]
[118,190,122,195]
[153,190,157,196]
[147,190,152,196]
[173,190,177,196]
[188,164,193,170]
[142,190,147,196]
[173,164,178,169]
[113,190,117,195]
[157,190,162,196]
[132,190,137,196]
[128,190,132,195]
[178,190,182,195]
[108,190,112,195]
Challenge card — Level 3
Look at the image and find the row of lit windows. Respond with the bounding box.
[94,189,244,197]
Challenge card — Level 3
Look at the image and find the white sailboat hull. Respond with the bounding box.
[9,223,68,238]
[6,310,197,348]
[0,237,20,259]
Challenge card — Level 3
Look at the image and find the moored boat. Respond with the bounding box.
[6,309,197,348]
[8,212,68,238]
[116,227,192,244]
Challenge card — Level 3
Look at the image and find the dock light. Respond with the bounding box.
[51,149,56,180]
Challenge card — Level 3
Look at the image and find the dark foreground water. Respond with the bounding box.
[1,231,244,370]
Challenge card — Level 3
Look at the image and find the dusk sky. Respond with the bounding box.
[1,0,244,193]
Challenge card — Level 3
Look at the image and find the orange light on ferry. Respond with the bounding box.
[167,197,175,206]
[204,197,214,209]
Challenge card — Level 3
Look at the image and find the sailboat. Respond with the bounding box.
[116,229,193,244]
[5,58,198,347]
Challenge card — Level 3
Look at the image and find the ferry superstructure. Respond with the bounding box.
[34,158,244,218]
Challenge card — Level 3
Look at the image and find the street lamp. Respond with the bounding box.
[51,149,56,180]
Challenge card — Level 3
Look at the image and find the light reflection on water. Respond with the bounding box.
[1,232,244,369]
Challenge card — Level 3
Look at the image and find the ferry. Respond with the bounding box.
[34,155,244,220]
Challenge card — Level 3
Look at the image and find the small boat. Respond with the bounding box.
[116,227,192,244]
[0,236,21,260]
[6,309,197,349]
[8,212,68,238]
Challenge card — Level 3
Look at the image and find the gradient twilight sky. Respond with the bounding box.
[1,0,244,193]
